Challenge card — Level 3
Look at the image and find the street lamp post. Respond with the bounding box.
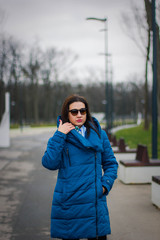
[86,17,109,130]
[110,66,114,129]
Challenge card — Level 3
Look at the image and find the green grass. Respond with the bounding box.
[10,123,56,129]
[10,124,20,129]
[114,123,160,158]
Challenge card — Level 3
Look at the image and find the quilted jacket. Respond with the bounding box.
[42,117,118,239]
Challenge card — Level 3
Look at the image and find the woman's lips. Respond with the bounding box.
[76,119,82,123]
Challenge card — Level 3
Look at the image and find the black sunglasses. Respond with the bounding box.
[69,108,87,116]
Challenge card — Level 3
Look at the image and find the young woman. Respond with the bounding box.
[42,94,118,240]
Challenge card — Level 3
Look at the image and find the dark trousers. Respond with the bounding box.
[63,236,107,240]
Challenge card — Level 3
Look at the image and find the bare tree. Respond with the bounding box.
[0,36,9,120]
[40,47,78,121]
[144,0,160,123]
[155,0,160,121]
[121,0,160,129]
[22,46,42,123]
[7,37,23,123]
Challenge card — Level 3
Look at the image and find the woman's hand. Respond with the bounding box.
[58,120,75,134]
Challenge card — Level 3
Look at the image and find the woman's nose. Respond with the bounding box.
[77,111,82,116]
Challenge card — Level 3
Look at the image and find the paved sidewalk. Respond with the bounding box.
[0,127,159,240]
[111,124,137,134]
[107,179,160,240]
[10,126,57,138]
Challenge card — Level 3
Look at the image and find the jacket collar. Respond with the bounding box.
[57,116,103,152]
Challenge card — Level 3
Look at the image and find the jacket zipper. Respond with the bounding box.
[66,148,71,166]
[95,151,98,238]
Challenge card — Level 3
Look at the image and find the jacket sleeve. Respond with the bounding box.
[101,130,118,195]
[42,130,67,170]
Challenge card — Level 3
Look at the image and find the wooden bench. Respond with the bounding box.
[114,138,136,153]
[119,144,160,166]
[112,135,117,146]
[152,176,160,208]
[118,144,160,184]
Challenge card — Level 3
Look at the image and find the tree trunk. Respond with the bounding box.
[144,28,151,130]
[0,80,5,122]
[32,82,39,123]
[144,0,160,120]
[156,24,160,119]
[143,0,153,129]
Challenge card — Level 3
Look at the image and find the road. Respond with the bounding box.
[0,128,160,240]
[0,130,55,240]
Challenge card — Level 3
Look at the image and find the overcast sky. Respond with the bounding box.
[0,0,146,83]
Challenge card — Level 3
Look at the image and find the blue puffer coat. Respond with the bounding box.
[42,117,118,239]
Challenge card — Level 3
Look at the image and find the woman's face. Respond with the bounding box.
[68,101,87,127]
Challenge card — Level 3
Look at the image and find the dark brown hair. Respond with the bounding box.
[61,94,100,137]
